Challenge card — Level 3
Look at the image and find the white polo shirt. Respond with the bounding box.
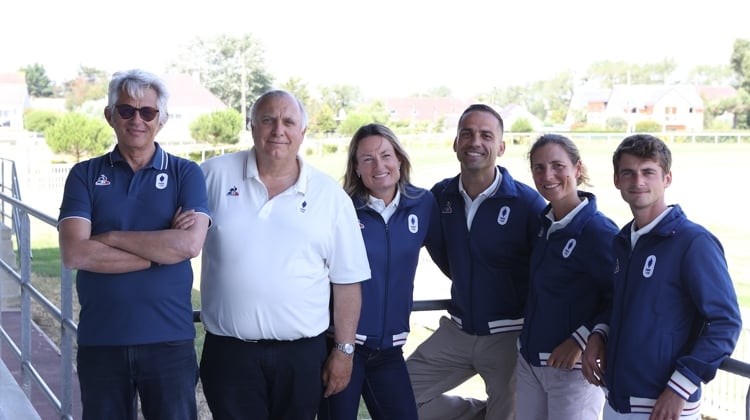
[200,149,370,341]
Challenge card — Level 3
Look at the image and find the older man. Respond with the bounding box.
[199,90,370,420]
[58,69,210,420]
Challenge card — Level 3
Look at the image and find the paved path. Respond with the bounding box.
[0,311,81,420]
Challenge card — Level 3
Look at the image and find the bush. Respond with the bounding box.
[634,120,662,133]
[510,118,533,133]
[24,109,61,133]
[322,143,339,154]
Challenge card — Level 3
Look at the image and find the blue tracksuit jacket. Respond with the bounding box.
[426,166,546,335]
[354,184,441,349]
[602,205,742,414]
[518,191,618,367]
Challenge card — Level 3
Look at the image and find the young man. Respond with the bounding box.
[406,104,546,420]
[581,134,742,420]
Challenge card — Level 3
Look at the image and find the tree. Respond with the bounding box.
[170,33,274,118]
[308,102,337,135]
[24,109,61,132]
[686,64,734,85]
[61,66,109,111]
[584,59,678,87]
[45,113,112,162]
[21,63,55,97]
[728,38,750,128]
[190,109,243,146]
[319,84,362,117]
[280,77,312,108]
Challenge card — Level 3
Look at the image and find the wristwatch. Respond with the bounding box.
[335,342,355,355]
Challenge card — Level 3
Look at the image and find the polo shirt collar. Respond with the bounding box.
[109,142,168,170]
[244,148,309,195]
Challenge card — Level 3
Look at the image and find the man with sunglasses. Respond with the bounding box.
[58,69,210,420]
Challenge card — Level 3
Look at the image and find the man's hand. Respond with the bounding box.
[650,388,686,420]
[548,337,582,370]
[581,333,606,386]
[171,207,197,230]
[321,350,353,397]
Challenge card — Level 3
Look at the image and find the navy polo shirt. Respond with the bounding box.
[59,143,209,346]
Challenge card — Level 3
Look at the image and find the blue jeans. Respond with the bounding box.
[77,340,198,420]
[318,344,418,420]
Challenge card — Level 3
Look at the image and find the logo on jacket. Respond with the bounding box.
[642,255,656,278]
[408,214,419,233]
[562,238,576,258]
[155,173,168,190]
[441,201,453,214]
[497,206,510,225]
[299,200,307,213]
[226,186,239,196]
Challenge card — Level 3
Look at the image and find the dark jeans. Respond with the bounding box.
[77,340,198,420]
[200,331,328,420]
[318,344,418,420]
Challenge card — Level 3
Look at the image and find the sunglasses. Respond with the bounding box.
[114,104,160,122]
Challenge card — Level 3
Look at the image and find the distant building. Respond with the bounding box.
[158,73,228,144]
[0,73,30,129]
[384,97,476,131]
[497,103,544,131]
[567,84,738,132]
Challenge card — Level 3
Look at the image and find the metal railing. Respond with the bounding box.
[1,181,750,419]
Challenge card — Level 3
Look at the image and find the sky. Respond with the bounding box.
[3,0,749,98]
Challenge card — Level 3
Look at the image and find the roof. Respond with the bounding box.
[0,73,28,107]
[0,73,25,84]
[607,84,704,111]
[0,84,28,107]
[697,85,737,102]
[384,97,476,121]
[161,73,227,109]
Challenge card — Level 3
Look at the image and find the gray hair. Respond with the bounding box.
[106,69,169,126]
[249,90,308,130]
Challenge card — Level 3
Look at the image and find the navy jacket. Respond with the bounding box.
[354,184,440,349]
[603,205,741,414]
[427,166,546,335]
[518,191,618,367]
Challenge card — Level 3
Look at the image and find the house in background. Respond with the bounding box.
[606,84,705,132]
[565,88,612,128]
[567,84,738,132]
[0,73,30,129]
[158,73,228,144]
[497,103,544,131]
[384,97,476,132]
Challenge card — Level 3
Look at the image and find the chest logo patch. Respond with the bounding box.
[497,206,510,225]
[95,175,110,186]
[155,173,168,190]
[642,255,656,278]
[562,238,576,258]
[408,214,419,233]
